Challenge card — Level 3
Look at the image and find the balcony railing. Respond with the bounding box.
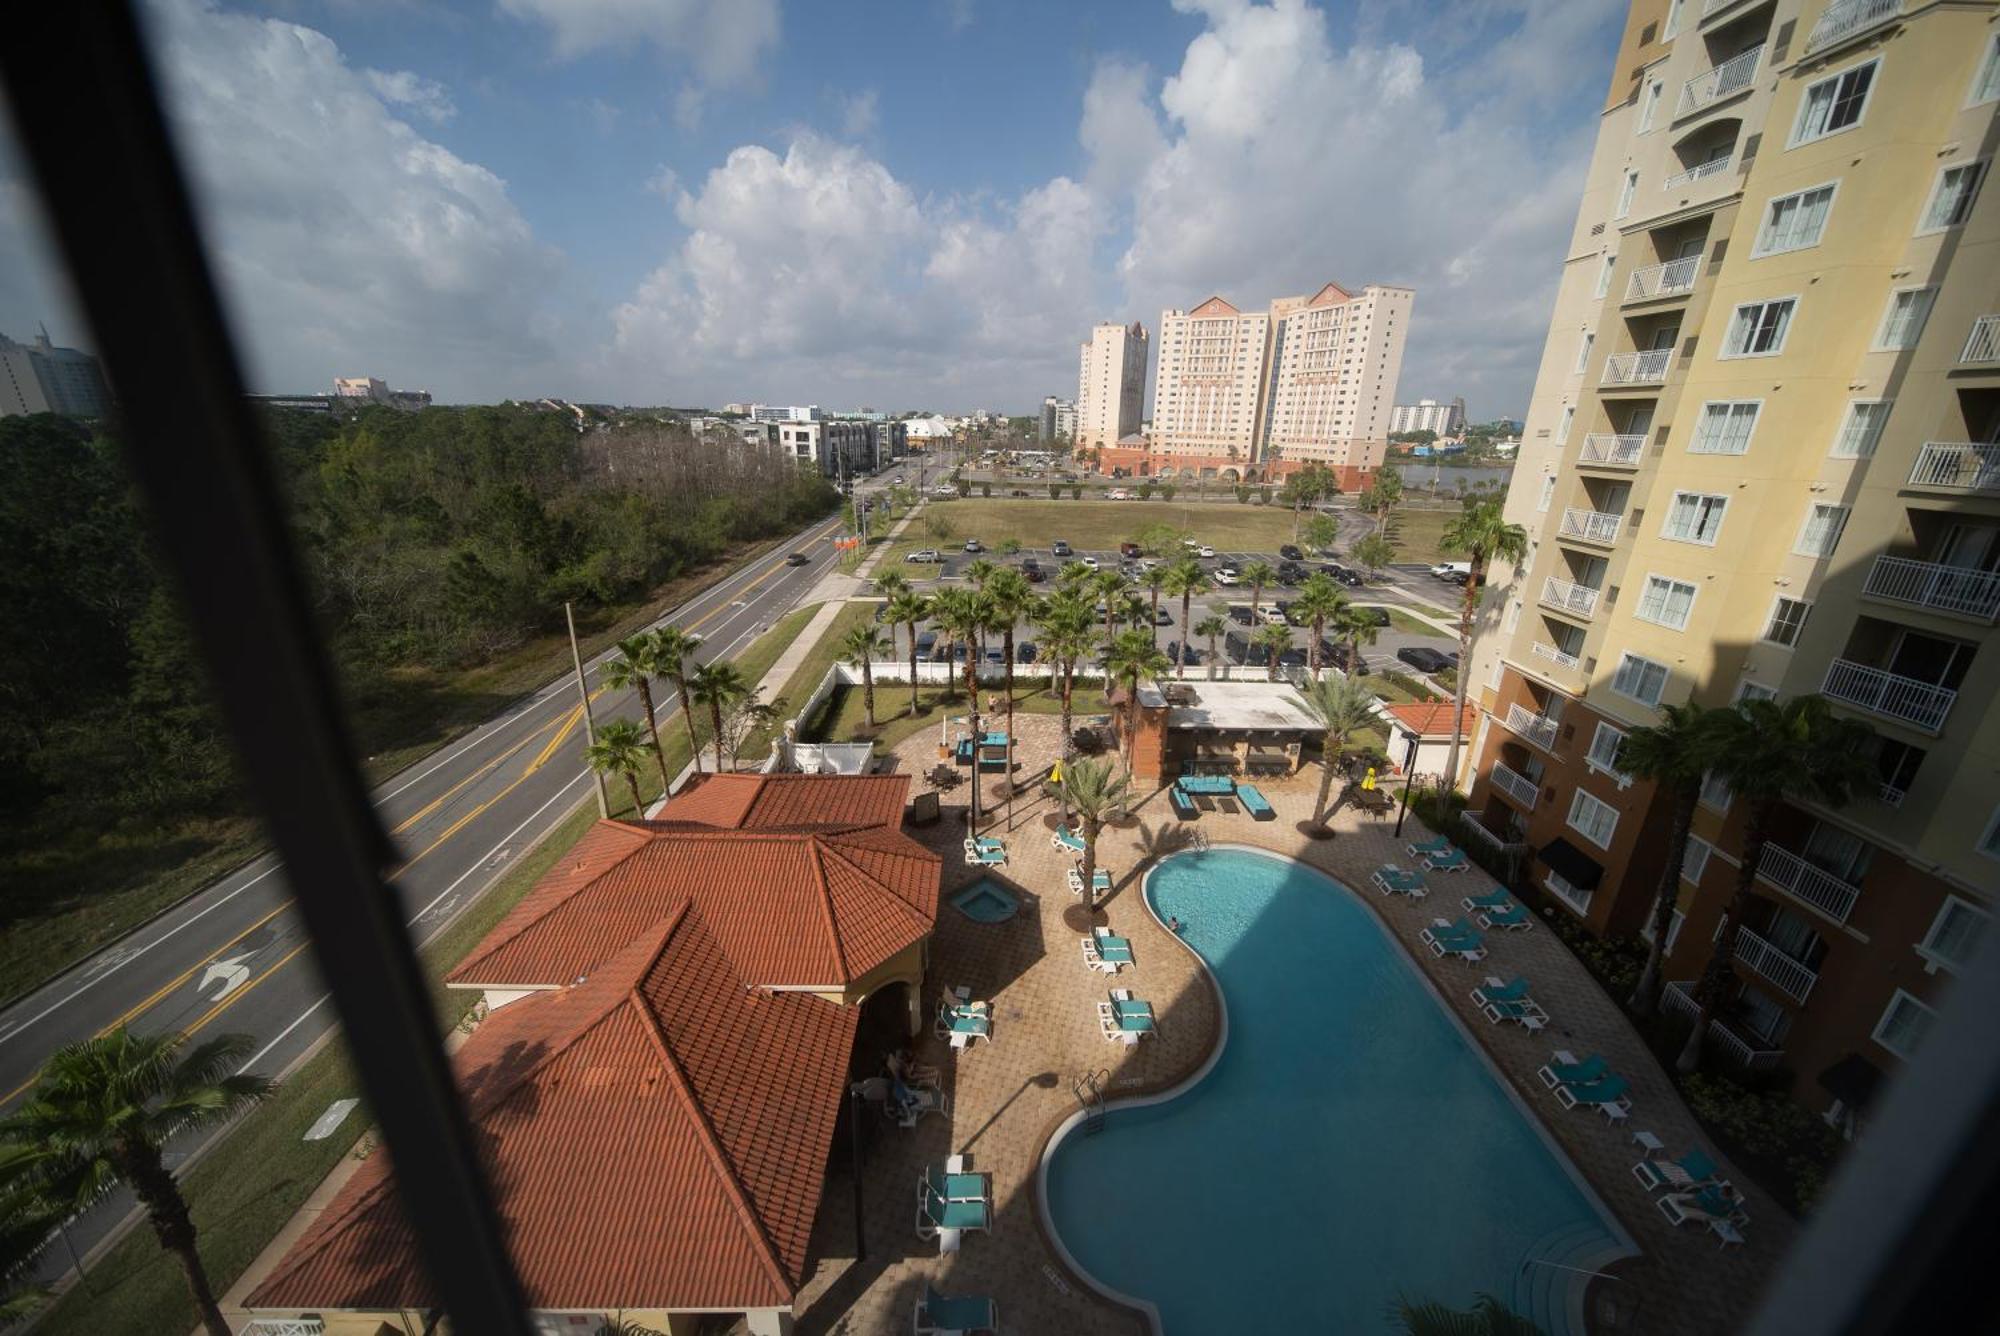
[1662,983,1786,1069]
[1701,0,1753,16]
[1459,813,1530,855]
[1578,433,1646,468]
[1601,349,1673,385]
[1530,640,1582,672]
[1505,702,1561,749]
[1626,256,1701,302]
[1755,843,1863,925]
[1663,156,1732,190]
[242,1323,328,1336]
[1863,556,2000,621]
[1804,0,1904,54]
[1822,658,1959,732]
[1489,760,1542,809]
[1539,577,1600,620]
[1879,782,1906,807]
[1676,45,1763,118]
[1907,441,2000,493]
[1559,507,1623,545]
[1729,923,1820,1004]
[1963,315,2000,364]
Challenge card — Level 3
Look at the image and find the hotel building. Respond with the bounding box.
[1463,0,1999,1121]
[1075,320,1148,452]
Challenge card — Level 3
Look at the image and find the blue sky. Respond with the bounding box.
[0,0,1626,417]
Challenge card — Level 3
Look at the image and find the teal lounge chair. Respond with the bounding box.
[1478,902,1533,932]
[916,1185,990,1242]
[1659,1183,1747,1228]
[935,1006,992,1046]
[1555,1073,1632,1121]
[1462,888,1512,912]
[1634,1148,1723,1193]
[1408,835,1453,857]
[1537,1052,1609,1089]
[922,1163,990,1203]
[1096,933,1135,962]
[1236,784,1276,820]
[962,840,1006,866]
[1051,825,1086,853]
[1423,847,1470,873]
[1481,997,1549,1032]
[914,1286,998,1335]
[1422,923,1487,962]
[1471,975,1532,1006]
[1372,865,1428,897]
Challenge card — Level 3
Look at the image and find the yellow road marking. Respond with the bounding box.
[389,711,562,835]
[525,704,586,774]
[181,941,313,1039]
[98,901,293,1036]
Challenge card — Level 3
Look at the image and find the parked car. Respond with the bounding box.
[785,551,810,566]
[1214,566,1241,586]
[1279,544,1304,561]
[1016,641,1039,664]
[1431,561,1472,580]
[1153,607,1174,626]
[1164,641,1202,666]
[1261,604,1290,626]
[932,483,959,496]
[1276,561,1309,584]
[914,630,939,660]
[963,538,983,553]
[906,548,943,562]
[1195,545,1217,559]
[1228,604,1257,626]
[1119,540,1143,558]
[1397,646,1453,673]
[1021,558,1045,582]
[984,647,1006,665]
[1322,563,1363,587]
[1009,488,1030,497]
[1080,555,1100,570]
[1051,539,1072,556]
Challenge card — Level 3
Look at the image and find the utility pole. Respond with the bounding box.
[566,602,609,818]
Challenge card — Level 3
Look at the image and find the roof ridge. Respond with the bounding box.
[806,838,851,980]
[448,821,655,980]
[814,840,934,932]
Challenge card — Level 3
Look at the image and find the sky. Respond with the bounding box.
[0,0,1627,419]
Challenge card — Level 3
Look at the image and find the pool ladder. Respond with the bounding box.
[1074,1068,1110,1135]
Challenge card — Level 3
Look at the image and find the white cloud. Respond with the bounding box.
[363,68,455,123]
[839,88,880,139]
[496,0,779,86]
[1079,59,1164,198]
[944,0,975,31]
[644,166,680,202]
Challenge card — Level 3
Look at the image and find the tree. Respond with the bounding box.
[601,635,671,794]
[1329,602,1381,681]
[1140,564,1170,642]
[1035,594,1096,762]
[1290,574,1346,678]
[1438,500,1528,789]
[1677,697,1874,1073]
[687,661,751,774]
[1253,622,1293,681]
[1194,613,1228,682]
[1240,560,1278,623]
[1297,673,1379,827]
[651,625,705,778]
[1368,466,1404,534]
[1302,512,1339,553]
[1388,1292,1541,1336]
[931,588,993,821]
[1057,756,1131,911]
[1279,462,1337,541]
[1163,557,1210,678]
[838,622,889,729]
[1351,530,1396,578]
[980,567,1037,776]
[1103,629,1170,776]
[1091,569,1129,645]
[872,568,910,600]
[1617,703,1724,1018]
[885,590,931,717]
[1058,559,1095,590]
[1159,481,1178,501]
[586,717,651,814]
[1133,521,1187,556]
[923,512,957,543]
[0,1029,270,1336]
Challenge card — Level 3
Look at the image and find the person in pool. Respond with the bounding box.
[1167,915,1183,933]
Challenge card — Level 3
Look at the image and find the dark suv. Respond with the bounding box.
[1279,544,1304,562]
[1276,561,1310,584]
[1398,646,1452,673]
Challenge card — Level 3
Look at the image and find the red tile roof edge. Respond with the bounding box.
[1384,701,1473,738]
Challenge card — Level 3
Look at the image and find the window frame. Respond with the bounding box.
[1762,595,1812,647]
[1585,720,1632,785]
[1794,501,1852,558]
[1566,787,1621,851]
[1611,651,1670,707]
[1873,285,1938,352]
[1699,768,1732,812]
[1915,895,1989,976]
[1971,31,2000,107]
[1615,169,1639,220]
[1870,988,1938,1061]
[1688,398,1762,455]
[1751,180,1840,258]
[1719,295,1800,359]
[1638,78,1664,133]
[1916,160,1987,236]
[1979,804,2000,864]
[1634,572,1699,630]
[1662,489,1729,546]
[1594,253,1616,299]
[1789,57,1881,149]
[1830,398,1893,459]
[1556,404,1575,444]
[1681,835,1714,886]
[1574,330,1595,374]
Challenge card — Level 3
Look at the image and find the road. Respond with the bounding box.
[0,492,875,1279]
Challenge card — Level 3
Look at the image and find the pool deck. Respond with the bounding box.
[791,711,1792,1335]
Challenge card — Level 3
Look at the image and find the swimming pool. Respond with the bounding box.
[950,877,1020,923]
[1042,847,1632,1333]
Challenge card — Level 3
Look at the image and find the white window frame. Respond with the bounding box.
[1611,652,1670,707]
[1916,895,1989,976]
[1980,804,2000,864]
[1737,679,1778,703]
[1663,0,1685,41]
[1831,398,1892,459]
[1871,988,1939,1061]
[1615,170,1638,219]
[1642,906,1687,953]
[1763,595,1811,647]
[1557,405,1575,444]
[1794,502,1851,558]
[1537,473,1557,513]
[1585,721,1631,785]
[1638,78,1664,133]
[1595,254,1616,299]
[1662,490,1729,546]
[1574,331,1595,374]
[1873,286,1938,351]
[1789,58,1881,149]
[1688,399,1761,455]
[1971,32,2000,107]
[1916,160,1987,235]
[1545,868,1594,915]
[1720,296,1799,359]
[1567,788,1620,850]
[1681,835,1714,886]
[1751,181,1839,258]
[1635,573,1698,630]
[1699,768,1732,812]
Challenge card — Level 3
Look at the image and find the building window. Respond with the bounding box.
[1918,162,1987,234]
[1871,989,1938,1061]
[1980,804,2000,862]
[1831,399,1892,458]
[1721,298,1797,358]
[1642,906,1687,953]
[1689,400,1760,454]
[1545,869,1594,914]
[1538,474,1557,512]
[1874,287,1937,351]
[1595,254,1617,298]
[1574,332,1594,374]
[1611,652,1670,706]
[1752,183,1837,257]
[1795,502,1851,558]
[1639,79,1664,132]
[1972,32,2000,106]
[1586,721,1629,780]
[1567,789,1620,849]
[1635,574,1698,629]
[1737,679,1778,703]
[1662,491,1728,545]
[1615,170,1639,219]
[1917,896,1989,975]
[1664,0,1686,40]
[1556,405,1575,444]
[1699,769,1732,811]
[1681,835,1714,885]
[1791,59,1879,147]
[1763,596,1811,647]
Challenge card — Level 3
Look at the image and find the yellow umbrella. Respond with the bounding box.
[1049,759,1064,786]
[1361,766,1378,791]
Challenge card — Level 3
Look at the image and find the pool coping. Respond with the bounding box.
[1034,842,1639,1335]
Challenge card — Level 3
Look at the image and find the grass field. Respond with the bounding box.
[808,680,1116,754]
[1377,507,1457,565]
[886,499,1310,563]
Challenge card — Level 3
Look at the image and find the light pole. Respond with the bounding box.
[1392,732,1421,840]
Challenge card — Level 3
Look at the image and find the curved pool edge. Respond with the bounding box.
[1034,843,1641,1335]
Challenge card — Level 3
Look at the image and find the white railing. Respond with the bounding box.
[1962,315,2000,364]
[1662,983,1786,1068]
[1908,441,2000,493]
[241,1323,328,1336]
[1805,0,1904,54]
[1701,0,1750,15]
[1626,255,1701,301]
[1755,843,1863,925]
[1530,641,1583,672]
[1579,433,1646,467]
[1730,924,1820,1003]
[1559,507,1623,545]
[1459,815,1525,854]
[1663,155,1733,189]
[1601,349,1673,385]
[1677,45,1763,118]
[1863,556,2000,621]
[1822,658,1958,732]
[1879,782,1906,807]
[1490,760,1543,808]
[1540,577,1600,619]
[1505,702,1562,749]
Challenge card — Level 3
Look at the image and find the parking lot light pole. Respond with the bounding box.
[1393,733,1421,840]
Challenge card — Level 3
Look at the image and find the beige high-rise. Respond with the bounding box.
[1465,0,1999,1118]
[1075,320,1148,451]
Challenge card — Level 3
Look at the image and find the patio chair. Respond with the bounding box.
[1408,835,1454,857]
[1236,784,1276,820]
[1423,924,1487,963]
[1080,935,1131,973]
[1097,998,1157,1043]
[1554,1072,1633,1121]
[1480,997,1548,1032]
[1067,867,1113,895]
[914,1286,998,1335]
[962,840,1006,866]
[1422,847,1470,873]
[922,1159,991,1204]
[1169,786,1200,821]
[1470,975,1532,1007]
[1372,865,1428,898]
[1051,825,1086,854]
[934,1004,991,1048]
[1633,1148,1724,1194]
[1658,1183,1748,1231]
[1462,888,1513,912]
[916,1184,990,1251]
[1536,1051,1609,1089]
[1477,902,1534,932]
[888,1077,950,1128]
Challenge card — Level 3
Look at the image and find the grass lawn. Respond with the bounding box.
[1369,605,1456,636]
[1369,671,1448,706]
[885,499,1310,563]
[1379,507,1458,565]
[808,680,1116,754]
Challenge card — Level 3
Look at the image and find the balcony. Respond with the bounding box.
[1822,658,1958,732]
[1601,349,1673,386]
[1879,781,1907,807]
[1559,507,1623,546]
[1663,156,1732,190]
[1805,0,1904,55]
[1755,843,1862,925]
[1963,316,2000,364]
[1661,983,1786,1069]
[1907,442,2000,493]
[1862,556,2000,622]
[1729,924,1820,1004]
[1530,640,1582,672]
[1539,577,1600,620]
[1504,702,1562,749]
[1578,433,1646,468]
[1489,760,1542,809]
[1625,256,1700,303]
[1460,813,1531,856]
[1676,45,1763,118]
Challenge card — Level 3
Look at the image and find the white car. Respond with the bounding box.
[932,483,959,496]
[1080,555,1100,570]
[1258,605,1289,626]
[1214,567,1241,586]
[1196,545,1217,559]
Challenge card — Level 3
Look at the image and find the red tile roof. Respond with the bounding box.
[248,903,857,1314]
[1384,702,1472,739]
[653,771,911,830]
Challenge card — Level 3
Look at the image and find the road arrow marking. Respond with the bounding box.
[198,952,253,1002]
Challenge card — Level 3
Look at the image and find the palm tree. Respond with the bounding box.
[1240,559,1279,622]
[1036,594,1096,761]
[1613,703,1723,1018]
[586,717,651,814]
[1091,568,1128,644]
[1388,1291,1542,1335]
[1058,756,1131,911]
[1058,559,1095,589]
[0,1030,270,1336]
[1290,574,1346,678]
[1163,557,1210,678]
[1194,613,1228,681]
[838,622,890,729]
[928,586,979,706]
[1140,564,1170,642]
[884,589,931,717]
[981,568,1037,775]
[1329,602,1381,680]
[1676,696,1874,1072]
[1103,629,1170,775]
[686,661,750,774]
[651,625,705,777]
[601,634,671,793]
[931,587,992,821]
[1438,500,1528,789]
[1253,622,1293,681]
[872,568,910,600]
[1297,673,1379,827]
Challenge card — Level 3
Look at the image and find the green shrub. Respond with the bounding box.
[1070,484,1082,500]
[1683,1073,1843,1211]
[1235,485,1251,503]
[1137,481,1155,500]
[1048,483,1062,500]
[980,482,992,497]
[1160,482,1178,501]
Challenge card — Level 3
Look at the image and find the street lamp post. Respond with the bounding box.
[1392,732,1421,840]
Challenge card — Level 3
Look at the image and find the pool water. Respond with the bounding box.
[1044,848,1629,1332]
[951,877,1020,923]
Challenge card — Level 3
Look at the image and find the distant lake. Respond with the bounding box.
[1389,462,1514,494]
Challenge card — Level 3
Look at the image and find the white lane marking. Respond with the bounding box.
[197,953,254,1002]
